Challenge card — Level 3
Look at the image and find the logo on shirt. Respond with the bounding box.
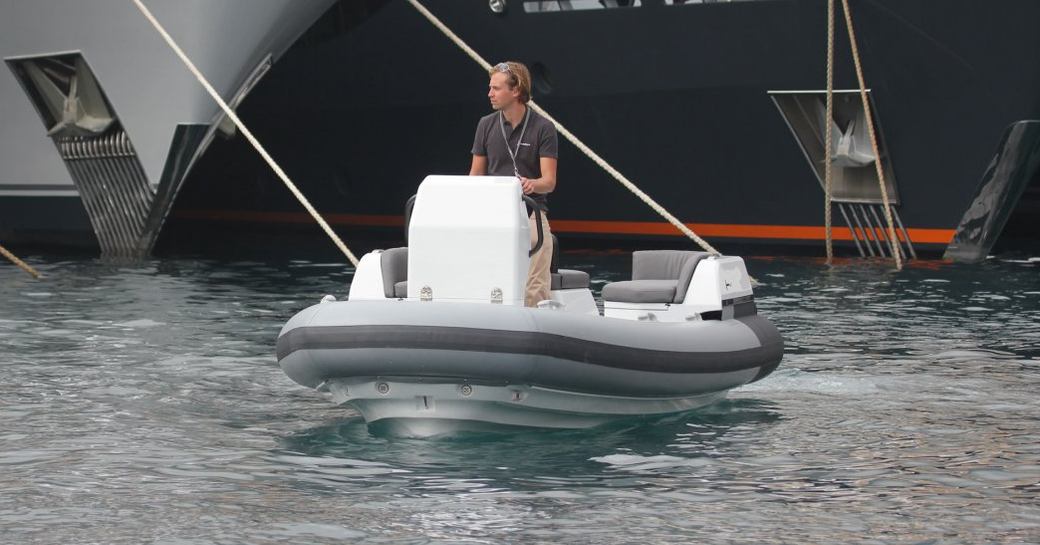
[519,142,531,147]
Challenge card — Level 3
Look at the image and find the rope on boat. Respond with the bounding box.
[824,0,836,265]
[131,0,360,267]
[406,0,721,256]
[0,243,41,279]
[839,0,903,270]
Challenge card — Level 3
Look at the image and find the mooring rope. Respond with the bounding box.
[131,0,360,267]
[840,0,903,270]
[406,0,721,256]
[0,243,41,279]
[824,0,836,265]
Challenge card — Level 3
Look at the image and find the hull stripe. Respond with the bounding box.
[173,209,956,244]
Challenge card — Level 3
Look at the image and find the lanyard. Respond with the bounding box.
[498,107,530,178]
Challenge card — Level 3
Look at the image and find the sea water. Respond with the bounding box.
[1,252,1038,544]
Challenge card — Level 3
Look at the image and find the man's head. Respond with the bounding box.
[488,61,531,110]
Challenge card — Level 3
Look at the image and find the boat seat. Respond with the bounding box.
[549,234,590,290]
[552,270,590,290]
[383,236,592,298]
[602,279,680,304]
[601,250,710,304]
[380,247,408,298]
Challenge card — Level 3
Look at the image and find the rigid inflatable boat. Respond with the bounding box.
[277,176,783,436]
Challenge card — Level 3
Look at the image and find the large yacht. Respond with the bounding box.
[0,0,336,254]
[163,0,1039,261]
[4,1,1037,261]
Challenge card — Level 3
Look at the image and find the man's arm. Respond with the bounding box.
[469,154,488,176]
[521,157,557,195]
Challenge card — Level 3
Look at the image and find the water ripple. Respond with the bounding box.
[1,254,1038,543]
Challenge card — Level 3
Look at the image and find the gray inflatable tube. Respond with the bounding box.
[277,300,783,397]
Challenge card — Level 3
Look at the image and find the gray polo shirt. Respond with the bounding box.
[471,107,558,210]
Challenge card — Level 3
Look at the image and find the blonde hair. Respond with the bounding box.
[490,61,531,104]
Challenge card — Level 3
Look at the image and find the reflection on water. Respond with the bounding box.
[1,253,1038,544]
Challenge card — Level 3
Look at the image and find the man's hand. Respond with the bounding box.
[519,176,536,194]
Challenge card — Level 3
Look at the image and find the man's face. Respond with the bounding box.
[488,72,518,110]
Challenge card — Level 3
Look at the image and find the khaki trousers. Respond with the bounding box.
[527,212,553,307]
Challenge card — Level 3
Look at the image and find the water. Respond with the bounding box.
[2,252,1038,544]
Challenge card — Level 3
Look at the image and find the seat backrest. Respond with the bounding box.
[380,247,408,298]
[632,250,710,303]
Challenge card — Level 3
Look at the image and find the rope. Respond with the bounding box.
[406,0,720,256]
[840,0,902,270]
[131,0,359,266]
[0,243,41,279]
[824,0,835,265]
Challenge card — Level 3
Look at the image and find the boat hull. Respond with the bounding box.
[327,378,728,437]
[276,299,782,436]
[165,0,1040,257]
[0,0,336,250]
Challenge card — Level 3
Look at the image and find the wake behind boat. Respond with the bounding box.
[276,175,783,437]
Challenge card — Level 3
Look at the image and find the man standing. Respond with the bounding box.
[469,61,558,307]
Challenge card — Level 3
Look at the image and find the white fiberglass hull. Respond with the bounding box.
[328,378,728,437]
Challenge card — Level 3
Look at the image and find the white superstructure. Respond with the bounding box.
[0,0,336,252]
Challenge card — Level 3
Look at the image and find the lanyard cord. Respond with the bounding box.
[498,107,530,178]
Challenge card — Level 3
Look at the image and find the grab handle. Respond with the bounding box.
[523,196,545,257]
[404,194,417,243]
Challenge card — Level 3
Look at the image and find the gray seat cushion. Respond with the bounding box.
[549,235,591,290]
[380,247,409,298]
[632,250,710,303]
[394,280,408,298]
[551,269,590,290]
[601,279,678,304]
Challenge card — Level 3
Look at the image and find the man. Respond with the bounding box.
[469,61,558,307]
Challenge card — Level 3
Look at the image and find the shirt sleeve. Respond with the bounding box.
[471,116,489,156]
[539,122,559,159]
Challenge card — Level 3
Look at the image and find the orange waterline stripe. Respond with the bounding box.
[173,210,956,245]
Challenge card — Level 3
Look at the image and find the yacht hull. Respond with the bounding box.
[168,0,1040,258]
